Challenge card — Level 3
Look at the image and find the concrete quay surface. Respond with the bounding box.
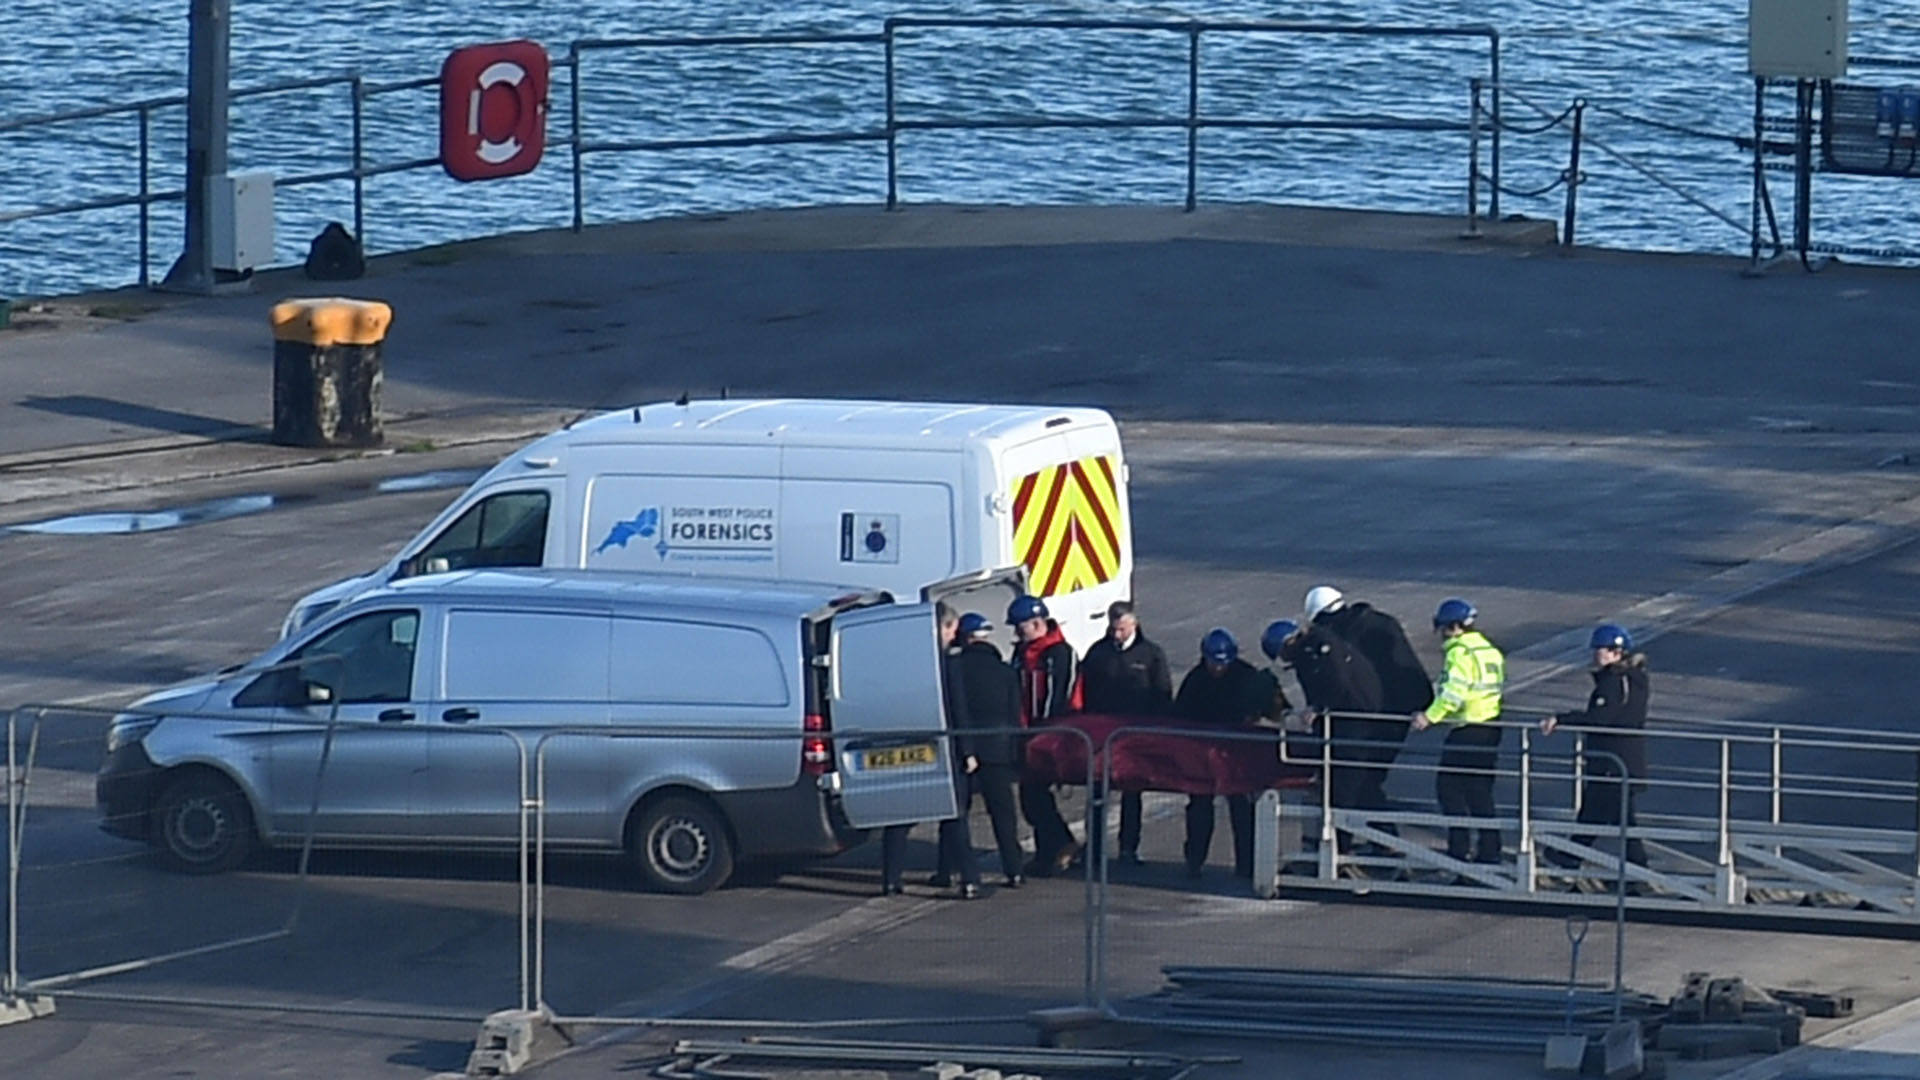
[3,202,1920,1079]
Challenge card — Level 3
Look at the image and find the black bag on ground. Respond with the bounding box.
[304,222,365,281]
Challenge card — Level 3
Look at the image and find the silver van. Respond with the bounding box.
[97,569,983,893]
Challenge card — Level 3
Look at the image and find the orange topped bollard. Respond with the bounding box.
[270,297,392,448]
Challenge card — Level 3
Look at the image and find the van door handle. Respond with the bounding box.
[377,708,415,723]
[442,707,480,724]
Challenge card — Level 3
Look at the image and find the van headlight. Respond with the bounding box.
[105,716,161,754]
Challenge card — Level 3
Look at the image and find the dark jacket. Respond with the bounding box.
[1283,624,1389,763]
[1078,632,1173,716]
[1174,658,1275,728]
[1316,602,1434,715]
[1556,654,1650,779]
[1014,620,1080,724]
[953,639,1024,766]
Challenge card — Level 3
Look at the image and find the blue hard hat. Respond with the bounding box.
[957,612,993,638]
[1261,619,1299,661]
[1201,627,1239,663]
[1007,594,1049,624]
[1589,623,1632,651]
[1432,598,1478,629]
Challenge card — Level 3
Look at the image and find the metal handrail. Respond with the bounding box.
[6,18,1502,291]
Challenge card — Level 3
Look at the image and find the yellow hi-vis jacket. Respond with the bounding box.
[1426,630,1505,724]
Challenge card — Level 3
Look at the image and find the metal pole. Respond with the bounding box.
[1793,78,1813,259]
[1098,722,1113,1006]
[1184,26,1200,212]
[884,27,899,210]
[1572,733,1585,815]
[350,76,366,248]
[1770,728,1782,826]
[533,742,545,1011]
[1750,78,1765,269]
[7,709,18,998]
[1464,78,1481,238]
[138,105,152,289]
[1319,716,1336,879]
[1611,752,1627,1022]
[162,0,231,291]
[1912,750,1920,912]
[1518,727,1534,892]
[1488,32,1502,221]
[1717,739,1734,903]
[1561,99,1584,246]
[569,45,584,232]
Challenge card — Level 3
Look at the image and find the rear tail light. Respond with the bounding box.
[803,712,833,775]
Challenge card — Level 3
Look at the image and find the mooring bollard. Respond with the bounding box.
[269,296,391,448]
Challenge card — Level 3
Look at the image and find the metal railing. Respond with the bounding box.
[3,18,1501,292]
[0,73,451,288]
[1462,80,1774,252]
[1267,708,1920,925]
[11,692,1920,1043]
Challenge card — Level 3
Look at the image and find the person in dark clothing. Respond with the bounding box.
[1076,600,1174,866]
[1542,624,1650,870]
[947,612,1030,886]
[1274,618,1387,858]
[1175,628,1273,879]
[883,602,982,898]
[1305,586,1432,823]
[1009,594,1082,877]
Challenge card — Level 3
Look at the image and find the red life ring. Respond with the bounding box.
[440,40,549,182]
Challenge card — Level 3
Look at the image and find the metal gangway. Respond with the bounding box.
[1245,710,1920,928]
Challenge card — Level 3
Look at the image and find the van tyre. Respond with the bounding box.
[153,772,254,874]
[633,795,734,894]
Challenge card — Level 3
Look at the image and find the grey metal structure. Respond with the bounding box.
[162,0,232,292]
[1259,712,1920,929]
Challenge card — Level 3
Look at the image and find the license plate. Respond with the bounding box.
[862,744,936,770]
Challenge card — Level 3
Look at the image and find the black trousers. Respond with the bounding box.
[969,764,1027,878]
[1436,723,1504,863]
[1184,794,1253,876]
[1020,779,1076,869]
[1570,767,1648,868]
[884,817,979,887]
[1085,786,1145,864]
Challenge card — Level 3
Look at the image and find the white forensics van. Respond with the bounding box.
[285,399,1133,654]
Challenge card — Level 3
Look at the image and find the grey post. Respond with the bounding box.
[1750,78,1765,270]
[6,709,16,999]
[884,25,899,210]
[1463,78,1482,237]
[162,0,231,292]
[1185,25,1201,212]
[1561,99,1585,246]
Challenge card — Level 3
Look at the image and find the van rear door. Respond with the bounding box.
[826,602,959,829]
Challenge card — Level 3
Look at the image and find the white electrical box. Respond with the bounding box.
[210,171,275,272]
[1750,0,1848,79]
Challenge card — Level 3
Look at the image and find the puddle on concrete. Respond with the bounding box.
[9,494,280,535]
[374,468,486,494]
[6,464,478,540]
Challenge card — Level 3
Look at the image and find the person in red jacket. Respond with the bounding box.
[1010,594,1082,877]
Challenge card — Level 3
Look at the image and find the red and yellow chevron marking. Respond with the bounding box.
[1011,454,1125,598]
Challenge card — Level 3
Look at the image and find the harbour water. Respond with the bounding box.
[4,1,1918,297]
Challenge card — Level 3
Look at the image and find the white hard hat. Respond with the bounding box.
[1303,585,1345,622]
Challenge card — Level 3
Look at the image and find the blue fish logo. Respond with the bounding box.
[594,507,660,555]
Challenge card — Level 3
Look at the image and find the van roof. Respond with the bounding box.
[369,568,885,619]
[548,398,1113,449]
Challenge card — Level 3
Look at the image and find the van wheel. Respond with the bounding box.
[632,796,734,895]
[153,772,254,874]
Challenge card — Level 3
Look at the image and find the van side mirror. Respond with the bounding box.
[425,556,450,574]
[302,681,335,706]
